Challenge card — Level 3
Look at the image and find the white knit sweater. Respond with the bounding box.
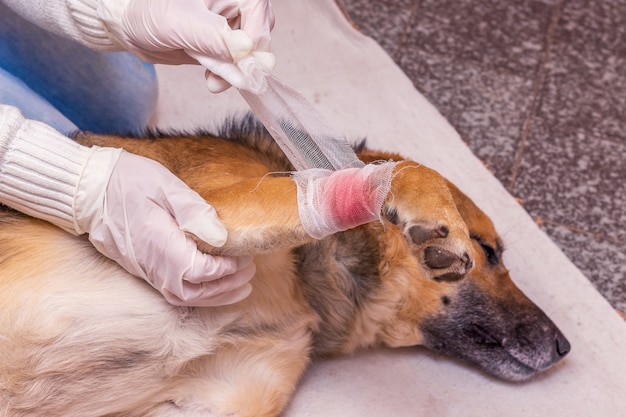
[0,0,127,233]
[1,0,126,50]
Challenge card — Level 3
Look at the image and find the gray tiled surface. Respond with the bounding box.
[336,0,626,312]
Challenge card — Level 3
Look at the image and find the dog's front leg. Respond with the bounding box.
[195,176,312,256]
[196,162,475,282]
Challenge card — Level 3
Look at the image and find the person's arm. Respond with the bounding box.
[0,105,90,231]
[0,0,118,50]
[1,0,275,92]
[0,105,255,306]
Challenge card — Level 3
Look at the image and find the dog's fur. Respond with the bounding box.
[0,120,569,417]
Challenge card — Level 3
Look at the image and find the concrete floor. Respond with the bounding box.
[337,0,626,312]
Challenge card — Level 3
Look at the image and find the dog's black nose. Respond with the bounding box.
[555,331,571,357]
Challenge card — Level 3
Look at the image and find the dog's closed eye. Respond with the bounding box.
[471,234,502,266]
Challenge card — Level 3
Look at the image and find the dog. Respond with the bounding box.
[0,119,570,417]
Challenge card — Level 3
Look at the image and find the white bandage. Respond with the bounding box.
[292,162,397,239]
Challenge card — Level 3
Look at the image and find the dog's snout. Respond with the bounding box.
[555,331,571,357]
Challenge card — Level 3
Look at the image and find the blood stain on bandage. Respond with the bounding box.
[323,169,376,230]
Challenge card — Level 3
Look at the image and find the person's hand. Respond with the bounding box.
[75,148,256,307]
[99,0,276,92]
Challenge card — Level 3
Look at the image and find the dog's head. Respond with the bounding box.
[420,183,570,381]
[376,181,570,382]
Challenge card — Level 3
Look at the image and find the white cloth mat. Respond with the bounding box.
[150,0,626,415]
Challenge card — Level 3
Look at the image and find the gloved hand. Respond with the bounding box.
[75,147,256,307]
[99,0,276,92]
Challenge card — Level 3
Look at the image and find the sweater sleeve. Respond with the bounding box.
[0,0,128,50]
[0,105,94,234]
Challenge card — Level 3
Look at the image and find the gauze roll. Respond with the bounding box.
[292,162,397,239]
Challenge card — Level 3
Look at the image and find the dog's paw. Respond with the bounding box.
[386,161,474,281]
[405,222,473,281]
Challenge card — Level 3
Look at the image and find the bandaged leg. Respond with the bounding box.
[292,162,397,239]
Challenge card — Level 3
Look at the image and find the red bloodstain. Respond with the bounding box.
[322,169,376,229]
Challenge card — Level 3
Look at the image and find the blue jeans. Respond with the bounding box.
[0,3,158,136]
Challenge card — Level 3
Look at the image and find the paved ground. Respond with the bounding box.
[337,0,626,312]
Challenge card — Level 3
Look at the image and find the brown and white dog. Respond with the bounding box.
[0,119,569,417]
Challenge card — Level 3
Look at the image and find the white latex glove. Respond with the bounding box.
[99,0,276,92]
[76,148,256,307]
